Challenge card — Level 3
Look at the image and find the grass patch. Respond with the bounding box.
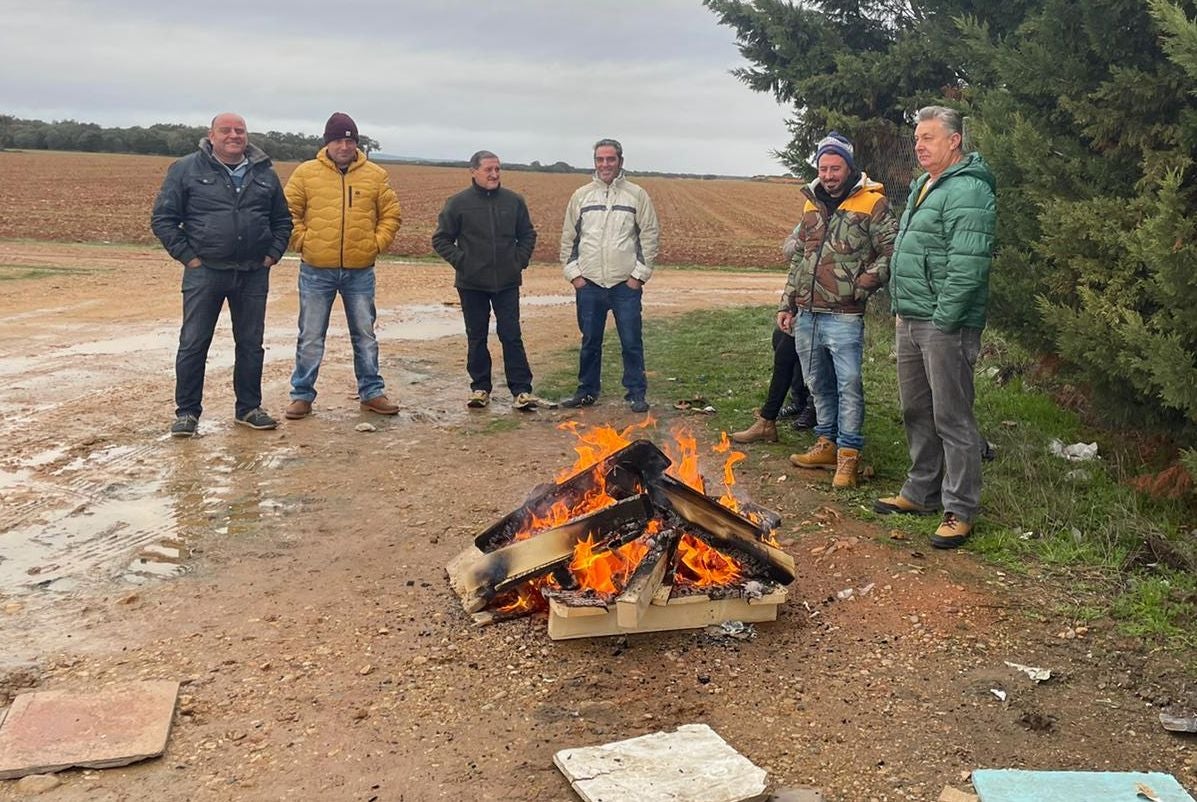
[539,303,1197,645]
[0,264,92,280]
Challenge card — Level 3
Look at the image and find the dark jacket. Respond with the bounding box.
[890,152,996,331]
[150,139,292,271]
[431,182,537,292]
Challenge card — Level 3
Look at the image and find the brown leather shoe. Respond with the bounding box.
[832,448,859,488]
[284,399,312,420]
[731,412,778,444]
[360,395,399,415]
[790,436,837,469]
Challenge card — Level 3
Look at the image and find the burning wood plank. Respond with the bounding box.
[473,440,671,552]
[615,533,678,628]
[653,476,795,585]
[457,494,654,613]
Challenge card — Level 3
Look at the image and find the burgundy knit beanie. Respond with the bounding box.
[323,112,359,144]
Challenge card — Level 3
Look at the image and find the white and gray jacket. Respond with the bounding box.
[559,173,660,287]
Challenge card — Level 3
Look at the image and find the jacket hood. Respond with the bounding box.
[913,152,995,192]
[198,137,271,166]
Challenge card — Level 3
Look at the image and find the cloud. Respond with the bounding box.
[0,1,790,174]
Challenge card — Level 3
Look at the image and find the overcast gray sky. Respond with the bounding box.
[2,0,792,175]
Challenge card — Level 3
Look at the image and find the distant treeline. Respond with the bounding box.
[380,156,750,181]
[0,115,380,162]
[0,114,759,179]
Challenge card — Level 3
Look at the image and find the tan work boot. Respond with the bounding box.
[284,399,312,420]
[790,436,837,469]
[832,448,860,488]
[731,412,778,444]
[931,513,974,549]
[361,395,399,415]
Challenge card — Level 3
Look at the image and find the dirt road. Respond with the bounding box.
[0,242,1193,801]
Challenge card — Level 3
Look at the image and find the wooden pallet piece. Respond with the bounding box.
[548,587,787,640]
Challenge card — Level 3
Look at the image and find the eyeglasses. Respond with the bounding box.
[215,126,246,135]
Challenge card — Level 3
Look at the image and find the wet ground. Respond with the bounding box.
[0,242,1194,802]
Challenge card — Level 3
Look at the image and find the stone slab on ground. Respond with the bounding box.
[0,680,179,779]
[770,788,824,802]
[554,722,769,802]
[972,769,1196,802]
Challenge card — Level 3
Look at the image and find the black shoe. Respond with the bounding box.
[628,396,650,414]
[777,403,801,419]
[170,414,198,438]
[560,393,597,408]
[235,408,278,430]
[792,400,817,430]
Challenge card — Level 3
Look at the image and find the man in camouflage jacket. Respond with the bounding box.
[779,132,897,488]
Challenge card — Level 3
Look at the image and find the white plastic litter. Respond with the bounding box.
[1049,439,1098,461]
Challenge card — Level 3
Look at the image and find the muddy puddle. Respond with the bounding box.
[0,294,568,621]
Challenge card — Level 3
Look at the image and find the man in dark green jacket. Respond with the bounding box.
[432,151,543,410]
[874,106,996,548]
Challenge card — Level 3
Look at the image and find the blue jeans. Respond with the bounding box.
[175,265,269,419]
[793,311,865,450]
[290,263,385,403]
[574,280,646,399]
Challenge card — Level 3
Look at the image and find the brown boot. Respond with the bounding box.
[832,448,860,488]
[730,412,778,444]
[284,399,312,420]
[790,436,837,469]
[360,395,399,415]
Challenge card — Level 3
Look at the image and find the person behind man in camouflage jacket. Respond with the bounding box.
[779,132,897,488]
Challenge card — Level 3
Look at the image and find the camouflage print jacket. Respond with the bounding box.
[779,173,898,315]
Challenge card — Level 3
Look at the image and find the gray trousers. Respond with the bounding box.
[896,318,983,521]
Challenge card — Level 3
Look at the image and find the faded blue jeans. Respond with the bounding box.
[290,263,386,403]
[793,310,865,451]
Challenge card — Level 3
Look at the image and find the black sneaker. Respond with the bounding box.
[792,400,817,430]
[777,403,801,419]
[628,396,650,414]
[170,414,198,438]
[235,408,278,430]
[560,393,597,408]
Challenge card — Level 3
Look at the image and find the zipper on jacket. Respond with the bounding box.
[349,186,353,208]
[489,193,497,290]
[340,172,346,268]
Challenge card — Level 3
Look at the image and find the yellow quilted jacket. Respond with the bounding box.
[284,149,401,268]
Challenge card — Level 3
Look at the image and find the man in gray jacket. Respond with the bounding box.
[558,138,660,413]
[151,112,292,438]
[432,150,543,410]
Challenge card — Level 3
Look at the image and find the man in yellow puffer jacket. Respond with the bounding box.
[283,112,402,420]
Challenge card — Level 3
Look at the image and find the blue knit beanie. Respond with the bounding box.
[815,131,855,170]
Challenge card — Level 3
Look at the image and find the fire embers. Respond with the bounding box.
[445,423,795,639]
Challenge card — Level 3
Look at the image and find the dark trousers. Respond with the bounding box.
[457,286,532,395]
[574,280,646,399]
[760,326,809,420]
[175,265,270,419]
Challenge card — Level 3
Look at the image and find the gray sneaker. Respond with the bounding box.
[170,414,198,438]
[235,408,278,430]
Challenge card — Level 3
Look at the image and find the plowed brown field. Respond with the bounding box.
[0,150,800,267]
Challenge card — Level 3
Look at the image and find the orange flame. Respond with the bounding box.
[665,425,704,492]
[568,531,651,595]
[675,533,742,587]
[554,419,655,483]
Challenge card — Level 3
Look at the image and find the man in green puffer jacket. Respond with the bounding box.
[874,106,996,549]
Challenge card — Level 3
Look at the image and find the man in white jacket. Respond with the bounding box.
[558,138,661,413]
